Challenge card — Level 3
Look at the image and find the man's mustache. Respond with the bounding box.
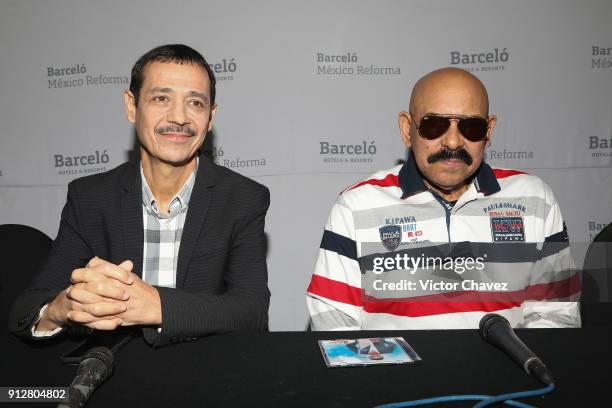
[427,148,473,165]
[155,125,196,137]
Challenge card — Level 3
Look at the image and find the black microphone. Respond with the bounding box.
[479,313,554,385]
[57,346,114,408]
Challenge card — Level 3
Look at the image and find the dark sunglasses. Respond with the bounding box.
[414,114,490,142]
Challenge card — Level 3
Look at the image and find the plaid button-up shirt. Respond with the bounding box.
[141,160,197,288]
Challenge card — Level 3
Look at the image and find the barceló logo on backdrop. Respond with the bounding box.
[315,52,401,77]
[46,63,128,90]
[319,141,377,164]
[449,48,509,73]
[53,150,110,176]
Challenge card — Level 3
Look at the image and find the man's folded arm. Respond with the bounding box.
[523,239,581,328]
[523,185,581,328]
[307,196,363,331]
[142,186,271,347]
[9,181,93,339]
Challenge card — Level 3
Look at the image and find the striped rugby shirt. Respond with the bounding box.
[307,155,581,330]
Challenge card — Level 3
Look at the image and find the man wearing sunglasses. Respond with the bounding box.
[307,67,580,330]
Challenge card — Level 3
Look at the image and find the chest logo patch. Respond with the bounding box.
[379,225,402,251]
[491,217,525,242]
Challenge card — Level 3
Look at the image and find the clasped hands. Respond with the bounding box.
[39,257,161,331]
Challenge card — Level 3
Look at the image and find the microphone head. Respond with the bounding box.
[479,313,510,341]
[81,346,114,377]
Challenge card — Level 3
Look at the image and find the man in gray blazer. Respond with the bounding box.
[9,44,270,347]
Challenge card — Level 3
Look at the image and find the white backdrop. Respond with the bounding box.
[0,0,610,330]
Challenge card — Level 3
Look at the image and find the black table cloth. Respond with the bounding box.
[1,327,609,407]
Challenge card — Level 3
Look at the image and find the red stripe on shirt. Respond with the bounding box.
[526,273,581,301]
[493,168,528,179]
[363,299,519,317]
[345,173,399,192]
[308,271,578,318]
[307,274,363,306]
[361,275,579,318]
[363,274,581,304]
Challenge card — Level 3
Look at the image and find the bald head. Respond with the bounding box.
[409,67,489,118]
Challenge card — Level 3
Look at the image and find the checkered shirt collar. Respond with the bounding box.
[140,157,198,217]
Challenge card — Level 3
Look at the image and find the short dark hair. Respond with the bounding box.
[129,44,216,107]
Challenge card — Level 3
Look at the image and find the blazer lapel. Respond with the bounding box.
[176,155,215,288]
[120,160,144,278]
